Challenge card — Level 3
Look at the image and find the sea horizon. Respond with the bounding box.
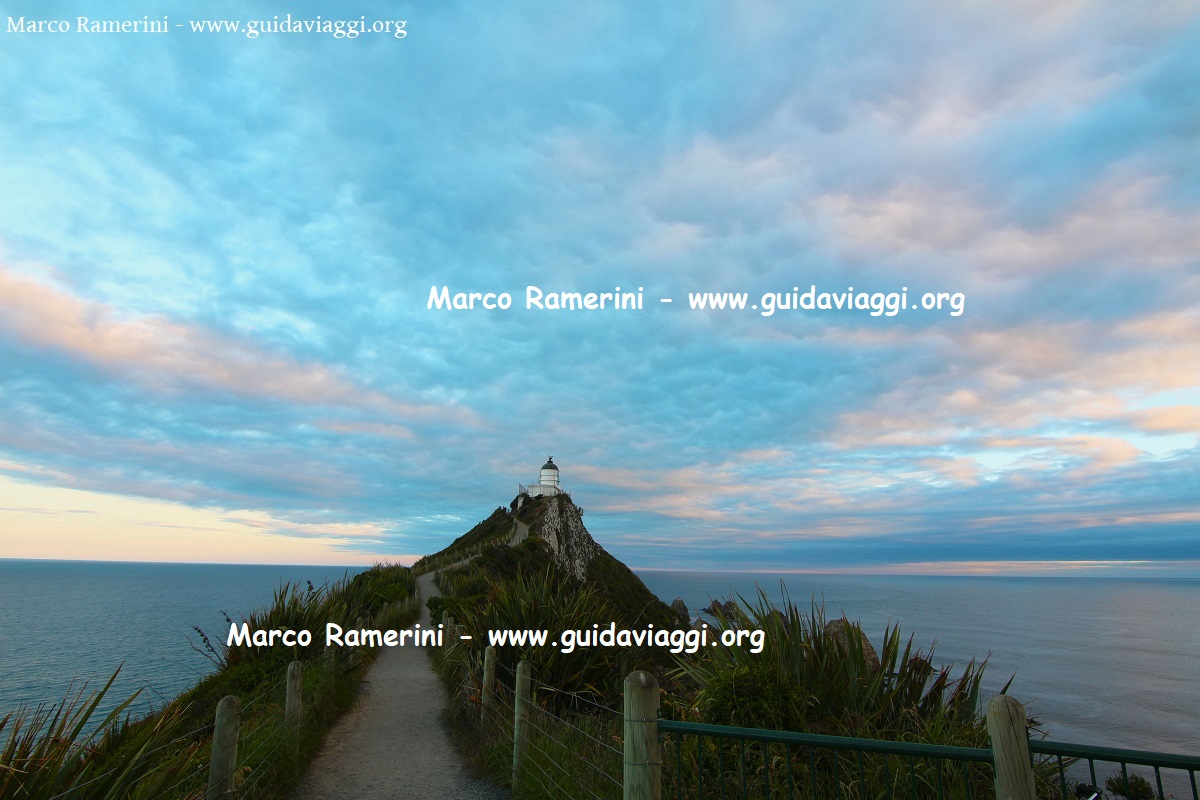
[2,560,1197,760]
[6,555,1198,579]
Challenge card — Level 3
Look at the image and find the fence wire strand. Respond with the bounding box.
[520,745,608,800]
[530,702,623,756]
[45,767,122,800]
[140,762,208,800]
[530,676,620,716]
[236,718,288,766]
[241,676,286,713]
[525,713,622,790]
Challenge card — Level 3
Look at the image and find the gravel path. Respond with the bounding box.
[290,573,507,800]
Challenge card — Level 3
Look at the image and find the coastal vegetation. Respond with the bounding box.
[0,563,418,799]
[421,499,678,704]
[426,497,1069,798]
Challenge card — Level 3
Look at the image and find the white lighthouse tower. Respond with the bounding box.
[538,457,560,491]
[519,456,562,498]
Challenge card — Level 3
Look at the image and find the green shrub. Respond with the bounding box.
[672,587,995,739]
[701,661,806,731]
[1106,772,1155,800]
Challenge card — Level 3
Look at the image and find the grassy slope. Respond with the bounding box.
[421,494,676,629]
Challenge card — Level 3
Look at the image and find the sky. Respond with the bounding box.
[0,1,1197,574]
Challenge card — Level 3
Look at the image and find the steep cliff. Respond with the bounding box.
[521,494,598,582]
[418,491,676,628]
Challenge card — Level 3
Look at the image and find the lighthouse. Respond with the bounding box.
[538,457,560,491]
[519,456,562,498]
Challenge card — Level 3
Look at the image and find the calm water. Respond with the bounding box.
[638,571,1200,758]
[0,560,362,721]
[2,561,1197,777]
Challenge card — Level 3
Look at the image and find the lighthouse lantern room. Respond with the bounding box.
[519,456,562,498]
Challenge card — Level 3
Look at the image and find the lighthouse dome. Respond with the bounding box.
[520,456,563,499]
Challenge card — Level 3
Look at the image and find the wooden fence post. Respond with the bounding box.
[444,614,455,653]
[482,645,496,720]
[207,695,241,800]
[512,659,531,790]
[624,670,661,800]
[285,661,303,724]
[987,694,1036,800]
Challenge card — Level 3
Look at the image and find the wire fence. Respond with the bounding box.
[233,676,297,800]
[43,767,124,800]
[450,655,624,800]
[127,669,298,800]
[138,759,209,800]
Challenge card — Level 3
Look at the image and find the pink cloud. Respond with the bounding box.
[0,266,477,425]
[1125,405,1200,434]
[816,174,1200,275]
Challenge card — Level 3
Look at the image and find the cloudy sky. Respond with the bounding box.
[1,0,1197,573]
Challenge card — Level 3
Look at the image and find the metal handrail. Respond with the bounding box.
[1031,739,1200,772]
[658,719,993,763]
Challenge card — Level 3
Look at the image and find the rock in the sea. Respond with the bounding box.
[826,617,881,672]
[704,599,739,618]
[670,597,690,625]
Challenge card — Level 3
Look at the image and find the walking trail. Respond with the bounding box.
[290,572,506,800]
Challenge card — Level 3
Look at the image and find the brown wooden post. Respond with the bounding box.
[624,670,661,800]
[512,659,531,790]
[987,694,1036,800]
[285,661,303,724]
[206,695,240,800]
[481,644,496,721]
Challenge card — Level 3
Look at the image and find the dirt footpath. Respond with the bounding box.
[290,572,506,800]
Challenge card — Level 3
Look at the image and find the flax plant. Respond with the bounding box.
[0,671,197,800]
[438,567,641,711]
[671,587,1000,739]
[662,588,1070,800]
[200,563,417,670]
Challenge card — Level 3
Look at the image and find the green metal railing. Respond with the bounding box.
[1030,739,1200,800]
[660,719,995,800]
[660,719,1200,800]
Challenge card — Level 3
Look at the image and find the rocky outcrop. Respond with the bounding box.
[670,597,690,625]
[826,618,881,672]
[704,599,739,618]
[528,495,599,582]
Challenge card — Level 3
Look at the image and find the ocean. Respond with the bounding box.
[637,571,1200,757]
[0,559,363,721]
[1,561,1197,773]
